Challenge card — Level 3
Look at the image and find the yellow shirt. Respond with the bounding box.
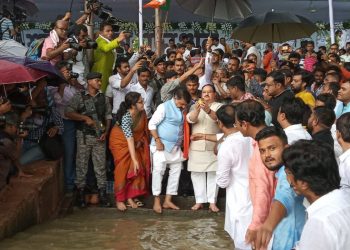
[296,90,315,108]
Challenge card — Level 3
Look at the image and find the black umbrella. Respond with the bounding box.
[176,0,252,21]
[232,10,318,43]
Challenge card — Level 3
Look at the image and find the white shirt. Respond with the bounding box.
[296,189,350,250]
[339,149,350,188]
[109,73,137,114]
[130,82,154,118]
[331,124,343,160]
[216,132,253,249]
[53,85,78,119]
[284,124,312,145]
[211,43,225,52]
[341,54,350,63]
[198,52,214,90]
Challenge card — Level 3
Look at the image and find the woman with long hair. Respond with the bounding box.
[109,92,150,211]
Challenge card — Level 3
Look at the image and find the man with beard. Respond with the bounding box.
[235,100,276,246]
[254,127,306,250]
[227,57,241,77]
[311,68,325,96]
[291,70,315,108]
[307,106,335,148]
[265,71,294,128]
[185,74,201,106]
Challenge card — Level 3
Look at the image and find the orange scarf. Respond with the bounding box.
[183,111,190,159]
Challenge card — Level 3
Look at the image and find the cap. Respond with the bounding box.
[86,72,102,80]
[154,56,166,66]
[212,50,220,56]
[164,70,178,80]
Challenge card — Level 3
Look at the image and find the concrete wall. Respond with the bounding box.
[0,160,63,240]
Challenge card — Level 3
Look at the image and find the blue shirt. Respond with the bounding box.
[0,17,13,40]
[341,102,350,116]
[272,166,306,250]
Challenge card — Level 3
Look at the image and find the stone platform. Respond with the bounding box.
[0,160,64,240]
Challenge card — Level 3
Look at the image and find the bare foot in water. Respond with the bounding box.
[153,197,162,214]
[209,203,220,212]
[127,198,138,208]
[163,201,180,210]
[116,201,127,212]
[191,203,203,211]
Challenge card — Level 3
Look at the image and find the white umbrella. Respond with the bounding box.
[0,40,28,57]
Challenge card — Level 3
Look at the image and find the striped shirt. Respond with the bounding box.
[0,17,13,40]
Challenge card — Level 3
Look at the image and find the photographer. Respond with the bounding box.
[19,79,64,165]
[91,22,128,93]
[0,9,17,40]
[0,112,28,191]
[68,24,94,87]
[41,20,73,65]
[53,61,82,193]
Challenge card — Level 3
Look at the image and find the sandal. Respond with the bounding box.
[134,198,144,207]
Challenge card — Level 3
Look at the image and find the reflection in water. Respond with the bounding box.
[0,208,234,250]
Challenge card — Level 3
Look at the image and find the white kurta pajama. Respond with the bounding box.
[216,132,253,249]
[187,102,222,203]
[149,100,186,196]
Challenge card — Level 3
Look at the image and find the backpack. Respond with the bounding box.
[26,38,45,60]
[0,18,10,40]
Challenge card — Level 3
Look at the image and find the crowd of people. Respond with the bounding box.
[1,8,350,250]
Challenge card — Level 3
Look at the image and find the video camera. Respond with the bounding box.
[67,35,98,51]
[0,115,38,134]
[11,104,48,115]
[85,0,125,32]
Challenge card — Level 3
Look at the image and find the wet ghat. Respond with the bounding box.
[0,208,234,250]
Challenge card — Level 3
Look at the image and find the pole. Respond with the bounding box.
[328,0,335,44]
[85,1,94,67]
[69,0,74,12]
[139,0,143,47]
[155,8,162,56]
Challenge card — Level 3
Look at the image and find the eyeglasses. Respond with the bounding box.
[56,27,67,32]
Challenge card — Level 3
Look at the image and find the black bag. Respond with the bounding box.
[39,133,64,161]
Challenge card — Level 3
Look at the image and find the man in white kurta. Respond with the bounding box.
[148,89,191,214]
[187,84,222,211]
[215,105,253,249]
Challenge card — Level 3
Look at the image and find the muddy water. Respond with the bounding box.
[0,208,234,250]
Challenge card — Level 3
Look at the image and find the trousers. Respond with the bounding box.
[75,131,106,189]
[191,171,218,203]
[151,149,183,196]
[62,119,77,191]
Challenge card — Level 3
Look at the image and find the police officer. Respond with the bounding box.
[65,72,112,208]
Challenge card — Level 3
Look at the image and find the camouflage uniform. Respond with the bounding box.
[65,91,112,190]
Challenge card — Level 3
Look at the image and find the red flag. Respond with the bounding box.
[144,0,166,8]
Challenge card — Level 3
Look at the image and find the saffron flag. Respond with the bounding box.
[143,0,166,9]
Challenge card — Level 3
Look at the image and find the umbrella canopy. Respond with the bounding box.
[0,60,47,85]
[232,11,318,43]
[0,40,28,57]
[0,56,66,85]
[176,0,252,21]
[15,0,39,16]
